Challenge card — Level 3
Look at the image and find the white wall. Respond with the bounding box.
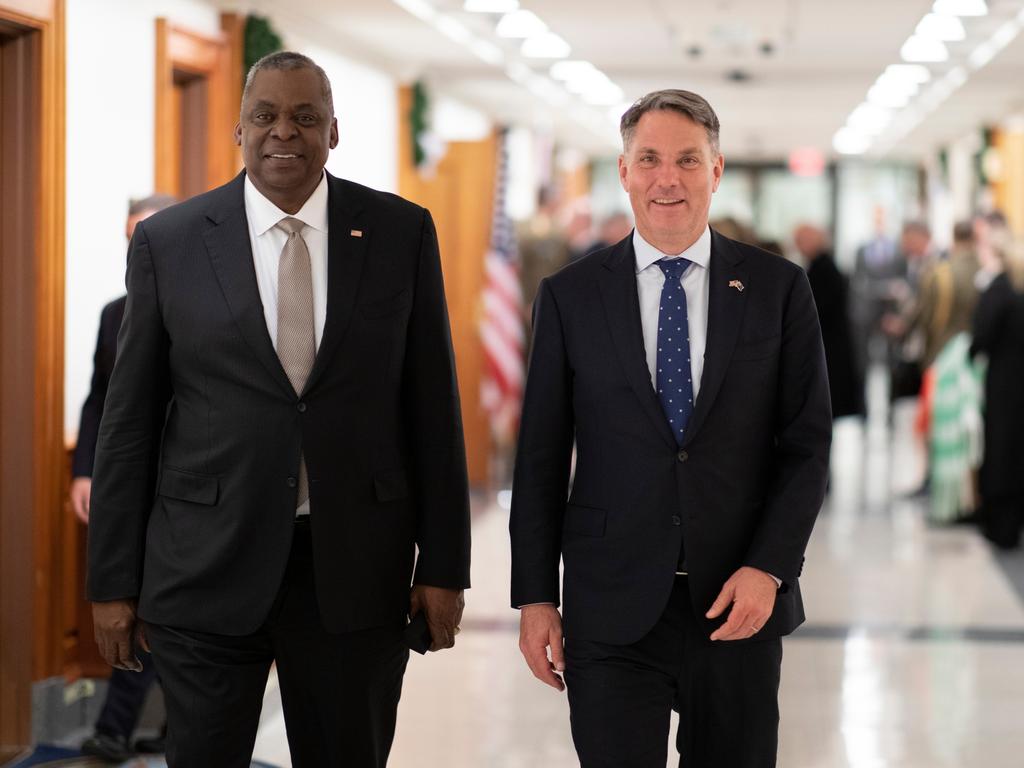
[64,1,399,436]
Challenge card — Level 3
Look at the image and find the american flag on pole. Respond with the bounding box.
[480,130,524,445]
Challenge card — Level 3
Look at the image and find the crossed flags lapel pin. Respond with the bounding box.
[729,279,745,292]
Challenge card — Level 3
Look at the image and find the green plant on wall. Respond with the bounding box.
[244,14,283,82]
[411,80,429,168]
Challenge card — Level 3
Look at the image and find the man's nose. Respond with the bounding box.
[270,116,298,139]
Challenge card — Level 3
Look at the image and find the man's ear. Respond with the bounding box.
[618,154,628,191]
[233,122,242,147]
[330,117,339,150]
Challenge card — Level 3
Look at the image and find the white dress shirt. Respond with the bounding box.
[244,172,329,516]
[634,226,711,401]
[244,172,329,351]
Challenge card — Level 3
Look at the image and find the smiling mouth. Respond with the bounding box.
[266,153,300,159]
[652,198,684,206]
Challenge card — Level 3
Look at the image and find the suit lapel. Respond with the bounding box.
[598,238,678,449]
[302,174,369,395]
[682,230,748,447]
[203,173,295,398]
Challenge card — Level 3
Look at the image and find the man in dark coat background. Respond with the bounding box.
[794,223,864,419]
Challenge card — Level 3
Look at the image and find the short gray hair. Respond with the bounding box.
[620,89,720,155]
[242,51,334,116]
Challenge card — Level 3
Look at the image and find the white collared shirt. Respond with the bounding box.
[243,172,329,517]
[244,172,329,351]
[634,226,711,401]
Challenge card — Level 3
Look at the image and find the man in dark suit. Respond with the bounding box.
[71,194,176,762]
[794,223,864,420]
[87,52,471,768]
[510,90,831,767]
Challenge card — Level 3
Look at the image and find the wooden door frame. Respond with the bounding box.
[0,0,64,758]
[154,16,241,196]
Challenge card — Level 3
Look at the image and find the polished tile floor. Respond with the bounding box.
[253,385,1024,767]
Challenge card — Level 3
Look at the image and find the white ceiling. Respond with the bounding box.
[270,0,1024,162]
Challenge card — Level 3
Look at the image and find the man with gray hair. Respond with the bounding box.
[511,89,831,766]
[87,51,470,767]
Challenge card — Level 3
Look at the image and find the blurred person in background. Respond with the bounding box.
[794,224,864,420]
[519,186,570,313]
[974,211,1010,292]
[881,221,939,401]
[571,210,635,261]
[890,222,981,522]
[512,88,830,768]
[71,193,176,763]
[971,237,1024,549]
[852,207,904,382]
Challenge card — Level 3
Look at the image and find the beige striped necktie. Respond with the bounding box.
[276,216,315,508]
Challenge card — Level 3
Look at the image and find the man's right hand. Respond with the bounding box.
[92,599,146,672]
[518,604,565,692]
[69,477,92,524]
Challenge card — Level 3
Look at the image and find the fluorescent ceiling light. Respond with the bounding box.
[833,127,870,155]
[496,9,547,38]
[991,19,1021,49]
[868,83,911,108]
[968,40,996,68]
[464,0,518,11]
[433,15,472,44]
[521,32,571,58]
[848,103,892,135]
[550,60,599,81]
[900,34,949,62]
[470,39,505,65]
[393,0,436,21]
[943,65,967,89]
[916,13,965,41]
[505,61,532,83]
[932,0,987,16]
[885,64,931,84]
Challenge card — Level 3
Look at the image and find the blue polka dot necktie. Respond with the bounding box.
[656,258,694,446]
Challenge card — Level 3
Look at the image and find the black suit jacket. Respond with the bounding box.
[72,296,126,478]
[87,171,471,636]
[510,231,831,646]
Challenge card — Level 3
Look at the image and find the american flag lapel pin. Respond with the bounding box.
[350,229,363,238]
[729,279,745,292]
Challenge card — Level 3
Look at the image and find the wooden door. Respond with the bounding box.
[0,0,64,760]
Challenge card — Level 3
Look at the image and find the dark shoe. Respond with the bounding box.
[133,733,166,754]
[81,732,132,762]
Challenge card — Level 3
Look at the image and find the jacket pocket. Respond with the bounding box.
[564,504,606,537]
[158,466,219,505]
[360,289,411,318]
[374,469,409,502]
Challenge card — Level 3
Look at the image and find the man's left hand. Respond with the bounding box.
[706,566,778,641]
[410,585,465,652]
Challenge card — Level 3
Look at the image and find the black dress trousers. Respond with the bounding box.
[146,521,409,768]
[564,576,783,768]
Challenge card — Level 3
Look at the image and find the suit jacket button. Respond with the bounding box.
[297,402,307,413]
[677,450,688,462]
[672,515,681,526]
[287,476,297,488]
